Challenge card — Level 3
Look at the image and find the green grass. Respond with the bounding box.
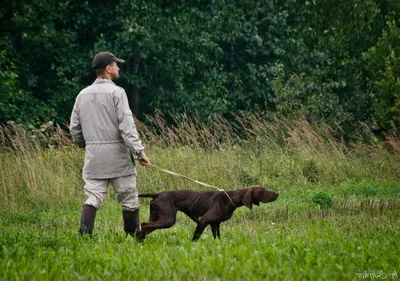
[1,120,400,280]
[1,194,399,281]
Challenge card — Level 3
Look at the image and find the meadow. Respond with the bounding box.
[1,115,399,280]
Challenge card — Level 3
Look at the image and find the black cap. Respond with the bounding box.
[92,52,125,69]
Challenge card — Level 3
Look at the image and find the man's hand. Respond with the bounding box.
[138,154,150,166]
[135,150,150,166]
[139,158,150,166]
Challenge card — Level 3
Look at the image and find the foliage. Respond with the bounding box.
[363,21,400,131]
[0,50,20,121]
[0,0,400,137]
[311,190,333,209]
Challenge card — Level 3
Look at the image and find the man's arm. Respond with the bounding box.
[115,89,150,166]
[69,101,86,148]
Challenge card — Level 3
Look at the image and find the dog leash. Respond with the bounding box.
[147,163,236,207]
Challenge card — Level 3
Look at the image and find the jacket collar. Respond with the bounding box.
[93,78,116,85]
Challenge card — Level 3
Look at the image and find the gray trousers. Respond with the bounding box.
[83,173,139,211]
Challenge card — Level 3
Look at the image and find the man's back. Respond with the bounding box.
[70,78,143,179]
[75,79,123,143]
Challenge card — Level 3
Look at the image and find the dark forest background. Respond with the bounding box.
[1,0,399,139]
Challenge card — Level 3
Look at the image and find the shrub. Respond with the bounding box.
[311,191,333,209]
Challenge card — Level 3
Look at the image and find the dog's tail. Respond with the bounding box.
[138,193,159,198]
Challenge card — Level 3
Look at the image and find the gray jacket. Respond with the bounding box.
[70,78,145,179]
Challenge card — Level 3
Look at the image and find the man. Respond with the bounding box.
[70,51,149,237]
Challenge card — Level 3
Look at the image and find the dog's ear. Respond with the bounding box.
[242,189,253,210]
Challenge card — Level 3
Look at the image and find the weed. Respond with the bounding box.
[302,159,320,183]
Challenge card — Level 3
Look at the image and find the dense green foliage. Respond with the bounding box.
[1,0,399,137]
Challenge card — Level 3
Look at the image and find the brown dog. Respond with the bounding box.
[137,186,279,241]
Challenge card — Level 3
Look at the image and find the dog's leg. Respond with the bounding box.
[140,203,178,239]
[148,201,160,222]
[140,217,177,237]
[193,222,208,241]
[193,212,220,241]
[210,223,221,239]
[137,200,160,241]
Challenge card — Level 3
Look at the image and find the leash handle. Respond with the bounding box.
[147,163,236,207]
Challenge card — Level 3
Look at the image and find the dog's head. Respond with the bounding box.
[242,186,279,210]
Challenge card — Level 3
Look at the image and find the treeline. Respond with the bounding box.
[0,0,399,139]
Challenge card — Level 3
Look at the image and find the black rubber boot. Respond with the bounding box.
[122,209,140,238]
[79,204,97,235]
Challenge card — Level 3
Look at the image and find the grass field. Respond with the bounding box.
[1,185,399,281]
[1,118,399,280]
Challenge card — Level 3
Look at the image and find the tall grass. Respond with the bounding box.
[0,122,82,209]
[0,114,399,211]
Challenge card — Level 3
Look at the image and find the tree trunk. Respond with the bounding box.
[131,84,140,118]
[128,57,141,117]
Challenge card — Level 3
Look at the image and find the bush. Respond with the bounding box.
[311,190,333,209]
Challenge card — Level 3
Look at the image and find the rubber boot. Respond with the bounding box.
[122,209,140,238]
[79,204,97,235]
